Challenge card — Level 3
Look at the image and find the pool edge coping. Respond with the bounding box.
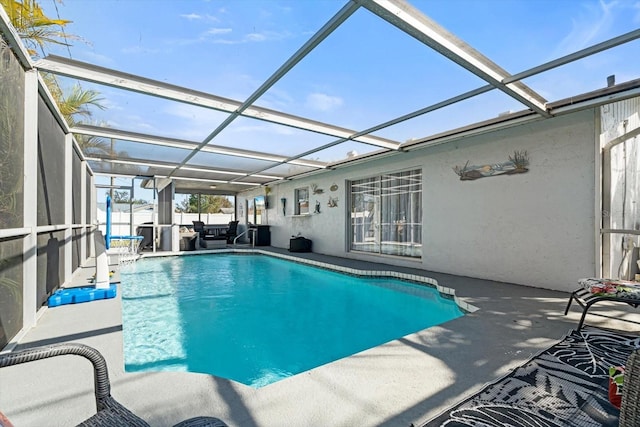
[134,248,479,313]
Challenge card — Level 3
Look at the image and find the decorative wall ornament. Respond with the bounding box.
[311,183,324,194]
[314,200,321,214]
[453,150,530,181]
[330,183,338,192]
[327,197,338,208]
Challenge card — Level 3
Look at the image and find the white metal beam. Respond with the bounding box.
[356,0,550,117]
[85,156,286,180]
[70,123,325,165]
[505,28,640,84]
[36,55,400,150]
[169,1,367,176]
[64,132,73,284]
[22,69,39,334]
[0,6,33,69]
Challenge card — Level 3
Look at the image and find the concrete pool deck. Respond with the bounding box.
[2,248,640,427]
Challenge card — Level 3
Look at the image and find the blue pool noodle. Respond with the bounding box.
[106,194,112,249]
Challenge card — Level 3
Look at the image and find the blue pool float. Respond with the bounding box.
[48,284,117,307]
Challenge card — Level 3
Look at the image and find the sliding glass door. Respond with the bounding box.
[350,169,422,258]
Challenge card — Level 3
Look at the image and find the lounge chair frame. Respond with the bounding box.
[564,286,640,329]
[0,343,227,427]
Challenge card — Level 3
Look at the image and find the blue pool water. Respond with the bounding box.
[121,254,463,387]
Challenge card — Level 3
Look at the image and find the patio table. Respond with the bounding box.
[565,278,640,329]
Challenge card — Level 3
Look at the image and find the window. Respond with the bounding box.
[349,169,422,258]
[254,196,265,224]
[295,187,309,215]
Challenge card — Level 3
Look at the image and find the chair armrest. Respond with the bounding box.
[173,416,228,427]
[0,343,111,410]
[1,343,225,427]
[620,348,640,427]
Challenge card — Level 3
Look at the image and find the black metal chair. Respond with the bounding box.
[192,221,226,248]
[192,220,207,238]
[0,343,228,427]
[135,222,154,251]
[221,221,239,243]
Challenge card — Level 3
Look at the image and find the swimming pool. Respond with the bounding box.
[121,253,464,387]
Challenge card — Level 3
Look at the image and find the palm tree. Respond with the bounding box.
[55,80,106,123]
[0,0,75,59]
[49,77,110,155]
[1,0,109,155]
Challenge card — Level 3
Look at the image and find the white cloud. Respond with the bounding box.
[180,13,219,22]
[121,45,163,55]
[205,28,232,35]
[207,30,291,45]
[305,93,343,112]
[77,50,114,66]
[161,103,228,140]
[180,13,202,20]
[123,116,157,132]
[246,33,267,42]
[230,122,295,136]
[173,29,291,46]
[259,87,295,111]
[553,0,616,57]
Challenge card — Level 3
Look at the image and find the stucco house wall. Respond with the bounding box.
[239,108,597,292]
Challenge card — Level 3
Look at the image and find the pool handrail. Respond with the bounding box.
[233,229,249,245]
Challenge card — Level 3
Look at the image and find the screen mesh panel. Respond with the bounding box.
[188,151,280,172]
[158,169,239,182]
[311,141,386,164]
[373,89,525,143]
[72,228,81,271]
[37,96,66,226]
[86,170,93,223]
[208,116,339,155]
[72,149,82,224]
[86,172,93,260]
[0,236,24,348]
[0,41,25,229]
[55,75,229,141]
[233,176,273,185]
[260,7,485,132]
[36,230,66,306]
[87,161,149,176]
[260,163,318,177]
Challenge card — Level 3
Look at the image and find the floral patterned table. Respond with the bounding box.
[565,278,640,329]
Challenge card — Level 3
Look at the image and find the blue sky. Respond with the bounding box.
[37,0,640,201]
[41,0,640,142]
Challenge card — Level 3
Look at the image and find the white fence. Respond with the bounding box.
[97,210,235,236]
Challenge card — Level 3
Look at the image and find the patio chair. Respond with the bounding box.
[0,343,228,427]
[620,348,640,427]
[192,220,207,238]
[193,221,239,247]
[135,222,154,250]
[220,221,239,244]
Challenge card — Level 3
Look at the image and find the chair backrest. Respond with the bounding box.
[227,221,239,234]
[192,221,205,233]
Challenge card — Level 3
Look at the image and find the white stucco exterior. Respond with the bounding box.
[239,109,598,292]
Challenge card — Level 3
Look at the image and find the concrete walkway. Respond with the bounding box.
[2,249,639,427]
